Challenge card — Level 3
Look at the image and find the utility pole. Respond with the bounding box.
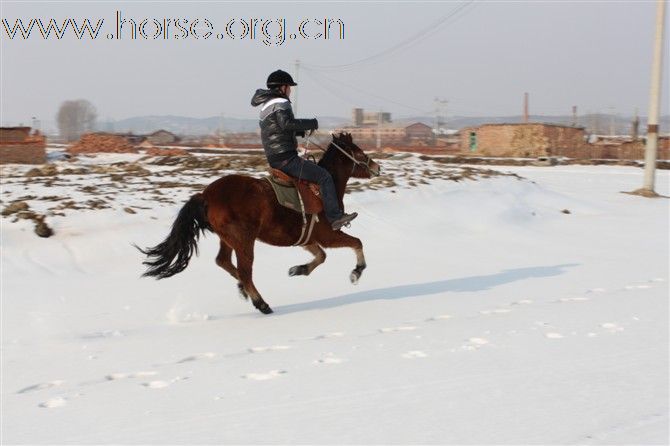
[219,112,226,147]
[376,109,382,150]
[572,106,578,127]
[632,108,640,140]
[638,0,666,195]
[294,59,300,116]
[434,98,448,134]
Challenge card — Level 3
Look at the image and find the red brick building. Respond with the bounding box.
[405,122,434,142]
[0,127,46,164]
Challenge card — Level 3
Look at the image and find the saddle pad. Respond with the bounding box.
[266,176,323,215]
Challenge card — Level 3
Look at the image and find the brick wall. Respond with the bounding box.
[470,124,586,157]
[0,140,47,164]
[542,125,587,152]
[0,127,31,143]
[551,140,669,160]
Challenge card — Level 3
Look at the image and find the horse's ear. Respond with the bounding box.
[345,133,353,143]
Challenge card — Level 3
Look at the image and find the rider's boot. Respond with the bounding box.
[331,212,358,231]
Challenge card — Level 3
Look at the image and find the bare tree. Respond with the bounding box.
[56,100,97,142]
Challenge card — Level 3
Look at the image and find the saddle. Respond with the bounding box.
[266,168,323,215]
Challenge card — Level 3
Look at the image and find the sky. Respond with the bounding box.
[1,0,668,129]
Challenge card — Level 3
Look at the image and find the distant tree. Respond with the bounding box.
[56,100,97,142]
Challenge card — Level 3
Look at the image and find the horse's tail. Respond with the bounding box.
[136,193,211,279]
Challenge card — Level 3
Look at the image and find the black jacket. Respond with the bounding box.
[251,88,318,165]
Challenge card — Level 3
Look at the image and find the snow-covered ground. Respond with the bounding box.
[1,154,668,444]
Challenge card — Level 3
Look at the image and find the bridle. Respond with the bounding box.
[305,132,380,177]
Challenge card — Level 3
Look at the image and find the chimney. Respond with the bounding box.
[523,92,529,123]
[632,108,640,140]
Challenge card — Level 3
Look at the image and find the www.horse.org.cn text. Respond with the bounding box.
[2,11,346,46]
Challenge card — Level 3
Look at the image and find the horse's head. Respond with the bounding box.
[330,133,381,178]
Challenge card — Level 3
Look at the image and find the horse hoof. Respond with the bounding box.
[288,265,308,277]
[350,271,360,285]
[255,302,274,314]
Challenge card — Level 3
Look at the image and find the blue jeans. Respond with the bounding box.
[271,155,342,223]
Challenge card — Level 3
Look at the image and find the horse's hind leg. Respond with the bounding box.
[288,244,326,277]
[233,240,273,314]
[215,239,247,299]
[318,232,366,285]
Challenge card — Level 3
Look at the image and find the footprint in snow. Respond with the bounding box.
[141,377,189,389]
[624,284,652,290]
[248,345,292,353]
[242,370,287,381]
[402,350,428,359]
[379,326,417,333]
[479,308,512,315]
[586,288,606,293]
[80,330,124,340]
[39,396,68,409]
[294,332,345,341]
[142,381,170,389]
[105,371,157,381]
[545,332,564,339]
[426,314,452,322]
[176,352,216,363]
[600,322,624,333]
[315,332,345,340]
[510,299,533,305]
[531,321,556,330]
[454,337,490,352]
[17,380,65,394]
[313,355,345,365]
[558,297,590,302]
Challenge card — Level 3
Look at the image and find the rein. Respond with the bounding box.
[305,132,378,177]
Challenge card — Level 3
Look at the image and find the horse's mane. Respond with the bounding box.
[318,132,353,166]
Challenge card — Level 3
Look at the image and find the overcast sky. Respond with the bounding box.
[1,0,668,128]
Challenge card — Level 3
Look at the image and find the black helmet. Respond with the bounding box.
[266,70,297,88]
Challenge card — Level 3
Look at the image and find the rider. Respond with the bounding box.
[251,69,357,231]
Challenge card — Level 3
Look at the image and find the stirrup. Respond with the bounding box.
[331,212,357,231]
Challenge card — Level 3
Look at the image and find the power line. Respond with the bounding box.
[303,67,431,113]
[302,69,368,109]
[302,1,477,72]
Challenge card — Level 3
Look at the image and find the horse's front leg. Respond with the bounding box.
[318,231,366,285]
[289,244,326,277]
[350,245,367,285]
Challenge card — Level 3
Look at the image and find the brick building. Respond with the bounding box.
[335,122,435,147]
[352,108,392,126]
[146,130,180,145]
[458,123,669,160]
[460,123,586,157]
[0,127,46,164]
[405,122,434,141]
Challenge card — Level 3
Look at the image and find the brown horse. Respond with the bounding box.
[137,133,381,314]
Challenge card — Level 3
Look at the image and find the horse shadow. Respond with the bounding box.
[275,263,578,315]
